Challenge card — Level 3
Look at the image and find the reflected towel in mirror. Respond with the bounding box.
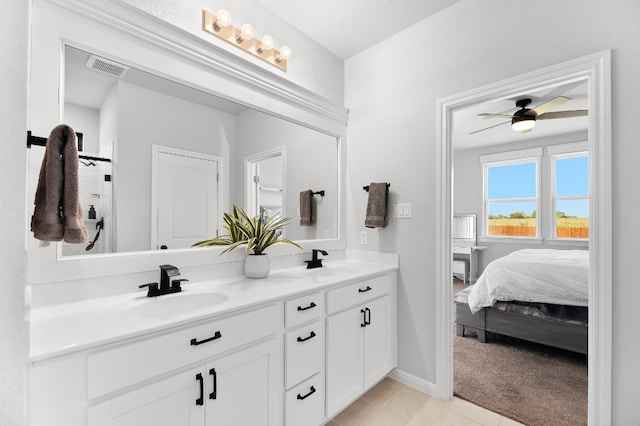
[299,189,315,226]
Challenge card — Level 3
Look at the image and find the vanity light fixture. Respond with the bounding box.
[202,9,292,72]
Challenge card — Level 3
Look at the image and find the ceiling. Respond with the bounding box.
[255,0,461,60]
[452,80,589,151]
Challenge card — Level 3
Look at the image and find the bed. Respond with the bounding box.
[454,249,588,354]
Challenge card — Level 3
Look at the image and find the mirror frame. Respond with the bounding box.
[27,0,348,284]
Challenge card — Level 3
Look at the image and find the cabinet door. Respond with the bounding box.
[363,296,391,389]
[326,307,364,418]
[205,338,281,426]
[88,367,204,426]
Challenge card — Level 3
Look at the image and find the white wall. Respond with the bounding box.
[0,1,27,424]
[119,0,344,105]
[454,131,588,272]
[345,0,640,423]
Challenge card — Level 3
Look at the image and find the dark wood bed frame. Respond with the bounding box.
[455,300,588,354]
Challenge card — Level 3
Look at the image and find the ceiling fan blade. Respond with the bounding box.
[536,110,588,120]
[477,113,515,119]
[531,96,570,116]
[469,120,510,135]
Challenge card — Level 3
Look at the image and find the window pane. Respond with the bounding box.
[556,156,588,196]
[487,162,536,199]
[487,202,537,237]
[556,199,589,239]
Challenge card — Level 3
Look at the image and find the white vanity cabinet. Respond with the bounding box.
[283,292,324,426]
[325,275,397,418]
[88,338,281,426]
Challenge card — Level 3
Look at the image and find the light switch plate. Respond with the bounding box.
[393,203,412,218]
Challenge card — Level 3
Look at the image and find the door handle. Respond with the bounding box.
[361,308,367,327]
[209,368,217,400]
[296,331,316,342]
[296,385,316,400]
[195,373,204,406]
[365,307,371,326]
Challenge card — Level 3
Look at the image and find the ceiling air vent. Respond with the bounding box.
[86,55,130,78]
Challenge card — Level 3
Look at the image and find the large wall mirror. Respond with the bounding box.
[27,45,339,258]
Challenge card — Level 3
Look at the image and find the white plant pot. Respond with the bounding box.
[245,253,270,279]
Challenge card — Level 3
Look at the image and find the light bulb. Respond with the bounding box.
[277,45,292,61]
[257,35,274,52]
[213,9,231,31]
[511,117,536,132]
[236,23,255,43]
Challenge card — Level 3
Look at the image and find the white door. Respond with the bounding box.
[154,147,220,250]
[363,296,391,389]
[88,367,205,426]
[205,339,280,426]
[326,307,364,418]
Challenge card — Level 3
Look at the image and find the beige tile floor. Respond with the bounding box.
[327,378,525,426]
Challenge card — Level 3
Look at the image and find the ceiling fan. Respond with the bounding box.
[470,96,588,135]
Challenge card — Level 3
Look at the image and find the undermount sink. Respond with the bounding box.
[307,266,357,277]
[122,292,228,319]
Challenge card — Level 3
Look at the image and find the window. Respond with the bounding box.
[480,143,588,242]
[483,152,540,238]
[550,148,589,239]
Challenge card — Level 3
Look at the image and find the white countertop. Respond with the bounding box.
[29,259,397,361]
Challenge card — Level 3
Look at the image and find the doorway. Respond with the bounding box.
[435,51,612,425]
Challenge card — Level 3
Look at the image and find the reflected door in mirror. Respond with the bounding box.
[154,147,221,249]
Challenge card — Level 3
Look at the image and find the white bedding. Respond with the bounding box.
[467,249,588,313]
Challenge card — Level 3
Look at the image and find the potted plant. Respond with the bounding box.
[192,205,301,278]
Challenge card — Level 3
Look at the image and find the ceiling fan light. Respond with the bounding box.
[511,115,536,132]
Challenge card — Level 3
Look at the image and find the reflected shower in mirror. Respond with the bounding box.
[27,45,339,256]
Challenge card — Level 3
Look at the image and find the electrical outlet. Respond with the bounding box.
[360,230,368,245]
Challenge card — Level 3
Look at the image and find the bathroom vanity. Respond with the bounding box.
[28,255,398,426]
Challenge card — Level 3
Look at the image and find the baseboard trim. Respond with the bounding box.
[387,368,440,398]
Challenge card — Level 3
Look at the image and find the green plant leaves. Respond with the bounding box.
[191,204,302,255]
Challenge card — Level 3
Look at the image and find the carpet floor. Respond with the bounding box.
[452,281,588,426]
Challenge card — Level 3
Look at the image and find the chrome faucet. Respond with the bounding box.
[305,249,328,269]
[139,264,189,297]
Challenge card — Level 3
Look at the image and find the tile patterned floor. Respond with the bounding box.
[327,378,525,426]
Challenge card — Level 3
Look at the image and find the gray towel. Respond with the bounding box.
[364,182,388,228]
[31,124,89,243]
[299,189,315,226]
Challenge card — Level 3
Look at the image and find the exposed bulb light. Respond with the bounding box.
[202,10,291,71]
[257,35,275,53]
[213,9,232,31]
[276,45,292,62]
[236,23,255,43]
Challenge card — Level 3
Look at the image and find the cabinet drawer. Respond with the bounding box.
[87,303,280,399]
[285,320,322,389]
[285,291,323,328]
[285,374,323,426]
[327,274,391,314]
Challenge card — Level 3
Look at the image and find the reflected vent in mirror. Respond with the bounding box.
[86,55,129,78]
